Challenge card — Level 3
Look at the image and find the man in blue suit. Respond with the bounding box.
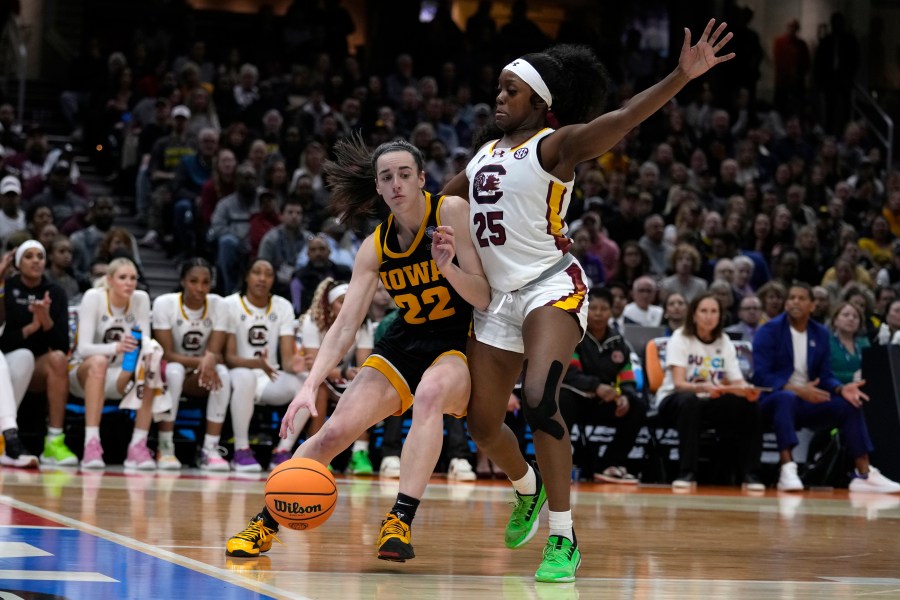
[753,282,900,493]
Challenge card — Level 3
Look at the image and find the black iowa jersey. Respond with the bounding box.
[374,192,473,335]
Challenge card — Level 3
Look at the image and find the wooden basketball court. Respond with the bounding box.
[0,467,898,599]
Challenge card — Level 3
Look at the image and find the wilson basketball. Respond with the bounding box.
[265,458,338,530]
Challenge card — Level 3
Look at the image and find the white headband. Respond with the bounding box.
[15,240,45,267]
[327,283,350,305]
[504,58,552,108]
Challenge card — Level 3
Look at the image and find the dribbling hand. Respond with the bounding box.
[280,387,318,439]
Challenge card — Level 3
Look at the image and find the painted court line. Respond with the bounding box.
[0,495,309,600]
[0,569,117,582]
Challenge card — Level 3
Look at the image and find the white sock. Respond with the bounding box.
[158,431,175,452]
[352,440,368,453]
[549,510,574,542]
[510,464,537,496]
[85,427,100,442]
[47,427,64,439]
[130,428,149,446]
[203,434,220,450]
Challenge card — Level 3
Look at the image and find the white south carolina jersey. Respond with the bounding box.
[72,288,152,366]
[219,294,295,367]
[152,292,223,357]
[466,128,574,292]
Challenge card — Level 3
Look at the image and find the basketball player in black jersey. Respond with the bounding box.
[226,136,490,562]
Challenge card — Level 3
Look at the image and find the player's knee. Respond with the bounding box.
[412,379,447,418]
[83,355,110,379]
[520,359,565,441]
[47,350,68,374]
[316,420,352,455]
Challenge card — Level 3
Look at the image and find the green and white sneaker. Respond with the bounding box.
[40,434,78,466]
[504,470,547,549]
[535,534,581,583]
[348,449,374,475]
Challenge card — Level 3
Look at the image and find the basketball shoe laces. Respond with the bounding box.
[380,514,410,543]
[235,519,282,549]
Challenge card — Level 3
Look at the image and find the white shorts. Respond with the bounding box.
[69,363,126,400]
[474,257,588,353]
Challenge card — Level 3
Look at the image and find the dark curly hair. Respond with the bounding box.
[323,131,426,223]
[473,44,610,148]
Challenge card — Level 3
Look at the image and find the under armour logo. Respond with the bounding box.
[492,149,505,158]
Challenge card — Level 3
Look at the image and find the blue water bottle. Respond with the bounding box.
[122,326,142,372]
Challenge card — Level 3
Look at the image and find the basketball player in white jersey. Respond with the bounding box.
[441,19,736,582]
[151,258,231,471]
[69,257,157,470]
[0,246,38,468]
[220,258,307,472]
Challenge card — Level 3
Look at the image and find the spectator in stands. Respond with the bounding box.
[579,210,619,281]
[134,98,173,227]
[171,127,218,257]
[290,141,329,229]
[662,292,688,335]
[560,287,645,483]
[873,298,900,345]
[843,286,879,343]
[884,189,900,239]
[258,197,311,303]
[44,235,88,303]
[757,280,787,324]
[143,104,194,248]
[0,174,24,247]
[221,258,308,472]
[660,243,707,303]
[248,190,280,257]
[653,292,763,489]
[875,241,900,288]
[639,214,673,278]
[209,163,261,295]
[733,255,755,296]
[24,202,53,243]
[198,148,236,232]
[859,215,895,269]
[607,282,631,334]
[614,241,651,295]
[709,279,738,326]
[297,278,374,473]
[6,124,50,182]
[811,285,832,323]
[623,276,663,326]
[569,228,605,288]
[829,301,865,384]
[753,283,900,493]
[28,159,89,233]
[70,196,117,280]
[794,224,825,286]
[873,286,897,325]
[606,186,646,247]
[725,295,763,341]
[295,234,352,314]
[69,257,158,470]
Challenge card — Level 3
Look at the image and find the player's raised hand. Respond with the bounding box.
[679,18,735,80]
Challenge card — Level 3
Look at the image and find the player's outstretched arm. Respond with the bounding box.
[556,18,735,170]
[434,196,491,310]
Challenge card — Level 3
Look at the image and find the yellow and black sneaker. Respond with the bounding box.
[376,513,415,562]
[225,515,281,557]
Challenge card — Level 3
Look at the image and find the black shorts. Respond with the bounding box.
[362,322,469,415]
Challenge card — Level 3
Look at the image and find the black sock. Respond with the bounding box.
[258,507,279,530]
[391,493,420,526]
